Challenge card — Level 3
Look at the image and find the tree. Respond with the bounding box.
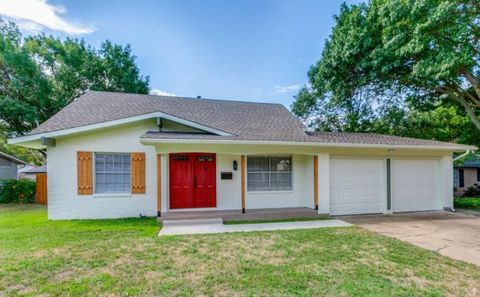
[0,19,150,137]
[294,85,377,132]
[0,125,43,164]
[293,0,480,135]
[373,104,480,146]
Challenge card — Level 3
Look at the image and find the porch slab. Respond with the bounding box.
[158,219,351,236]
[158,207,325,222]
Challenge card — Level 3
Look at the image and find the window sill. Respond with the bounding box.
[93,193,132,198]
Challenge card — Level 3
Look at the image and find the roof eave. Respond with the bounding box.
[8,111,233,148]
[140,137,476,152]
[0,152,29,165]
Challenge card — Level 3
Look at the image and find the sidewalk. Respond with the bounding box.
[159,219,352,236]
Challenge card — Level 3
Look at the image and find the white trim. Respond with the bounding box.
[140,138,475,151]
[8,112,232,145]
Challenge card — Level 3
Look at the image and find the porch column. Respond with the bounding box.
[317,153,330,214]
[313,155,319,210]
[241,155,246,213]
[157,154,161,217]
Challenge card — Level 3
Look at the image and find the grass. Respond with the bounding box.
[1,204,480,296]
[454,197,480,210]
[224,216,330,224]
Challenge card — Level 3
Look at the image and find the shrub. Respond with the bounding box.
[462,185,480,197]
[454,197,480,210]
[0,179,36,203]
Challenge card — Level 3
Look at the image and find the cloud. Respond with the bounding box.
[0,0,95,35]
[274,84,301,93]
[150,89,177,97]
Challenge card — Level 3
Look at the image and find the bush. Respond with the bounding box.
[454,197,480,210]
[0,179,36,203]
[462,185,480,197]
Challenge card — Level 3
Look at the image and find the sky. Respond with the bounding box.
[0,0,361,108]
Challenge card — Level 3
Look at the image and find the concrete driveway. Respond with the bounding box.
[342,211,480,267]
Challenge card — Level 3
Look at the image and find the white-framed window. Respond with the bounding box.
[94,152,131,194]
[247,155,292,191]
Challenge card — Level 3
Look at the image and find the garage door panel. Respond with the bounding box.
[330,158,386,215]
[392,159,440,212]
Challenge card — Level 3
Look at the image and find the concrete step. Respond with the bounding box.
[162,218,224,226]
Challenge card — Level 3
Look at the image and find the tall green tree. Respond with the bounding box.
[293,0,480,141]
[0,19,150,137]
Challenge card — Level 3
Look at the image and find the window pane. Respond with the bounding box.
[248,156,269,172]
[114,155,122,171]
[123,173,131,184]
[123,155,131,171]
[105,155,114,171]
[96,173,105,183]
[96,183,105,193]
[95,154,105,172]
[270,157,291,172]
[248,172,269,191]
[270,172,292,190]
[95,153,131,194]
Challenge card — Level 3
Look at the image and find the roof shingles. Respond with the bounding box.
[29,91,472,149]
[30,91,307,141]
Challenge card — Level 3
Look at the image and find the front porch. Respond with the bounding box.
[154,148,326,217]
[158,207,324,222]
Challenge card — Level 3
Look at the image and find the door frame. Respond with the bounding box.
[168,152,217,210]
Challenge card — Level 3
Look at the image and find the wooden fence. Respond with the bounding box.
[36,173,47,204]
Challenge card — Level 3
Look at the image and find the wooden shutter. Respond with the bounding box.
[131,152,146,194]
[77,151,93,195]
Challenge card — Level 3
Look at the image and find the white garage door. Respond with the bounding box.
[330,158,386,215]
[392,159,440,212]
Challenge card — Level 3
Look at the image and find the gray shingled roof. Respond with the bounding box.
[30,91,307,142]
[28,91,472,149]
[305,132,466,147]
[141,131,470,148]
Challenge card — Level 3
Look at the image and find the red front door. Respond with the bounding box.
[169,153,216,209]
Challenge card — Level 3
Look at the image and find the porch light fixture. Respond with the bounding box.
[389,149,396,156]
[233,160,238,171]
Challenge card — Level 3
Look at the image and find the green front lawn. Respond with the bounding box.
[455,197,480,210]
[1,204,479,296]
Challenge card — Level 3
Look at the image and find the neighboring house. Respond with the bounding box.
[18,164,39,179]
[454,160,480,197]
[0,151,28,183]
[20,165,47,180]
[8,91,475,220]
